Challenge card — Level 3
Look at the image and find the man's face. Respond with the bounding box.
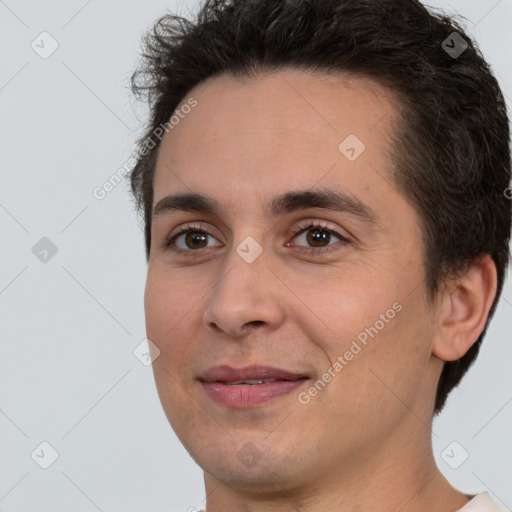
[145,70,442,491]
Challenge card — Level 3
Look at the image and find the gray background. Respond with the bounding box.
[0,1,511,511]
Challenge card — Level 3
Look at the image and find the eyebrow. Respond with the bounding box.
[152,189,378,225]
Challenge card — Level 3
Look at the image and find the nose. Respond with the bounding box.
[202,249,286,339]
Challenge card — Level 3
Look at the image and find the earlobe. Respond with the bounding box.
[432,255,498,362]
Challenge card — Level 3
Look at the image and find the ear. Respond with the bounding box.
[432,254,498,362]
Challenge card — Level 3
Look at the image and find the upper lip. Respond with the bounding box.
[198,365,310,383]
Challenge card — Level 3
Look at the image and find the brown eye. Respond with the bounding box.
[164,227,223,251]
[306,228,332,247]
[183,231,208,249]
[293,225,344,250]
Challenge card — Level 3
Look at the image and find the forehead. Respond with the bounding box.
[153,69,400,209]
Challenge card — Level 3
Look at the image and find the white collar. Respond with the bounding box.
[457,492,508,511]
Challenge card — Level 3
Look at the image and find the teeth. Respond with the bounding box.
[223,379,278,386]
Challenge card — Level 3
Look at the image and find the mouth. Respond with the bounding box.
[218,378,295,386]
[198,364,310,383]
[198,365,310,408]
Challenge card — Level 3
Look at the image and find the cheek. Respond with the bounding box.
[295,265,429,393]
[145,265,186,316]
[285,268,396,352]
[144,268,202,354]
[144,271,204,417]
[330,287,432,418]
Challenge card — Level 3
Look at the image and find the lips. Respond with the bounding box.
[198,364,309,384]
[198,365,311,407]
[198,365,310,407]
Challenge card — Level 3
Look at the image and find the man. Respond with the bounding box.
[128,0,511,510]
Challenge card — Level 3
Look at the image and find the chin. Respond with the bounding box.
[195,434,316,491]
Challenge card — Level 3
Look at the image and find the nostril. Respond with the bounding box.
[246,320,265,327]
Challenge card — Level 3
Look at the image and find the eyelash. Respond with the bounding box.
[161,221,349,255]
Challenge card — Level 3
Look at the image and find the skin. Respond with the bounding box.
[144,69,497,512]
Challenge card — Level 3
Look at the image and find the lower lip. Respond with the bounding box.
[200,379,308,408]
